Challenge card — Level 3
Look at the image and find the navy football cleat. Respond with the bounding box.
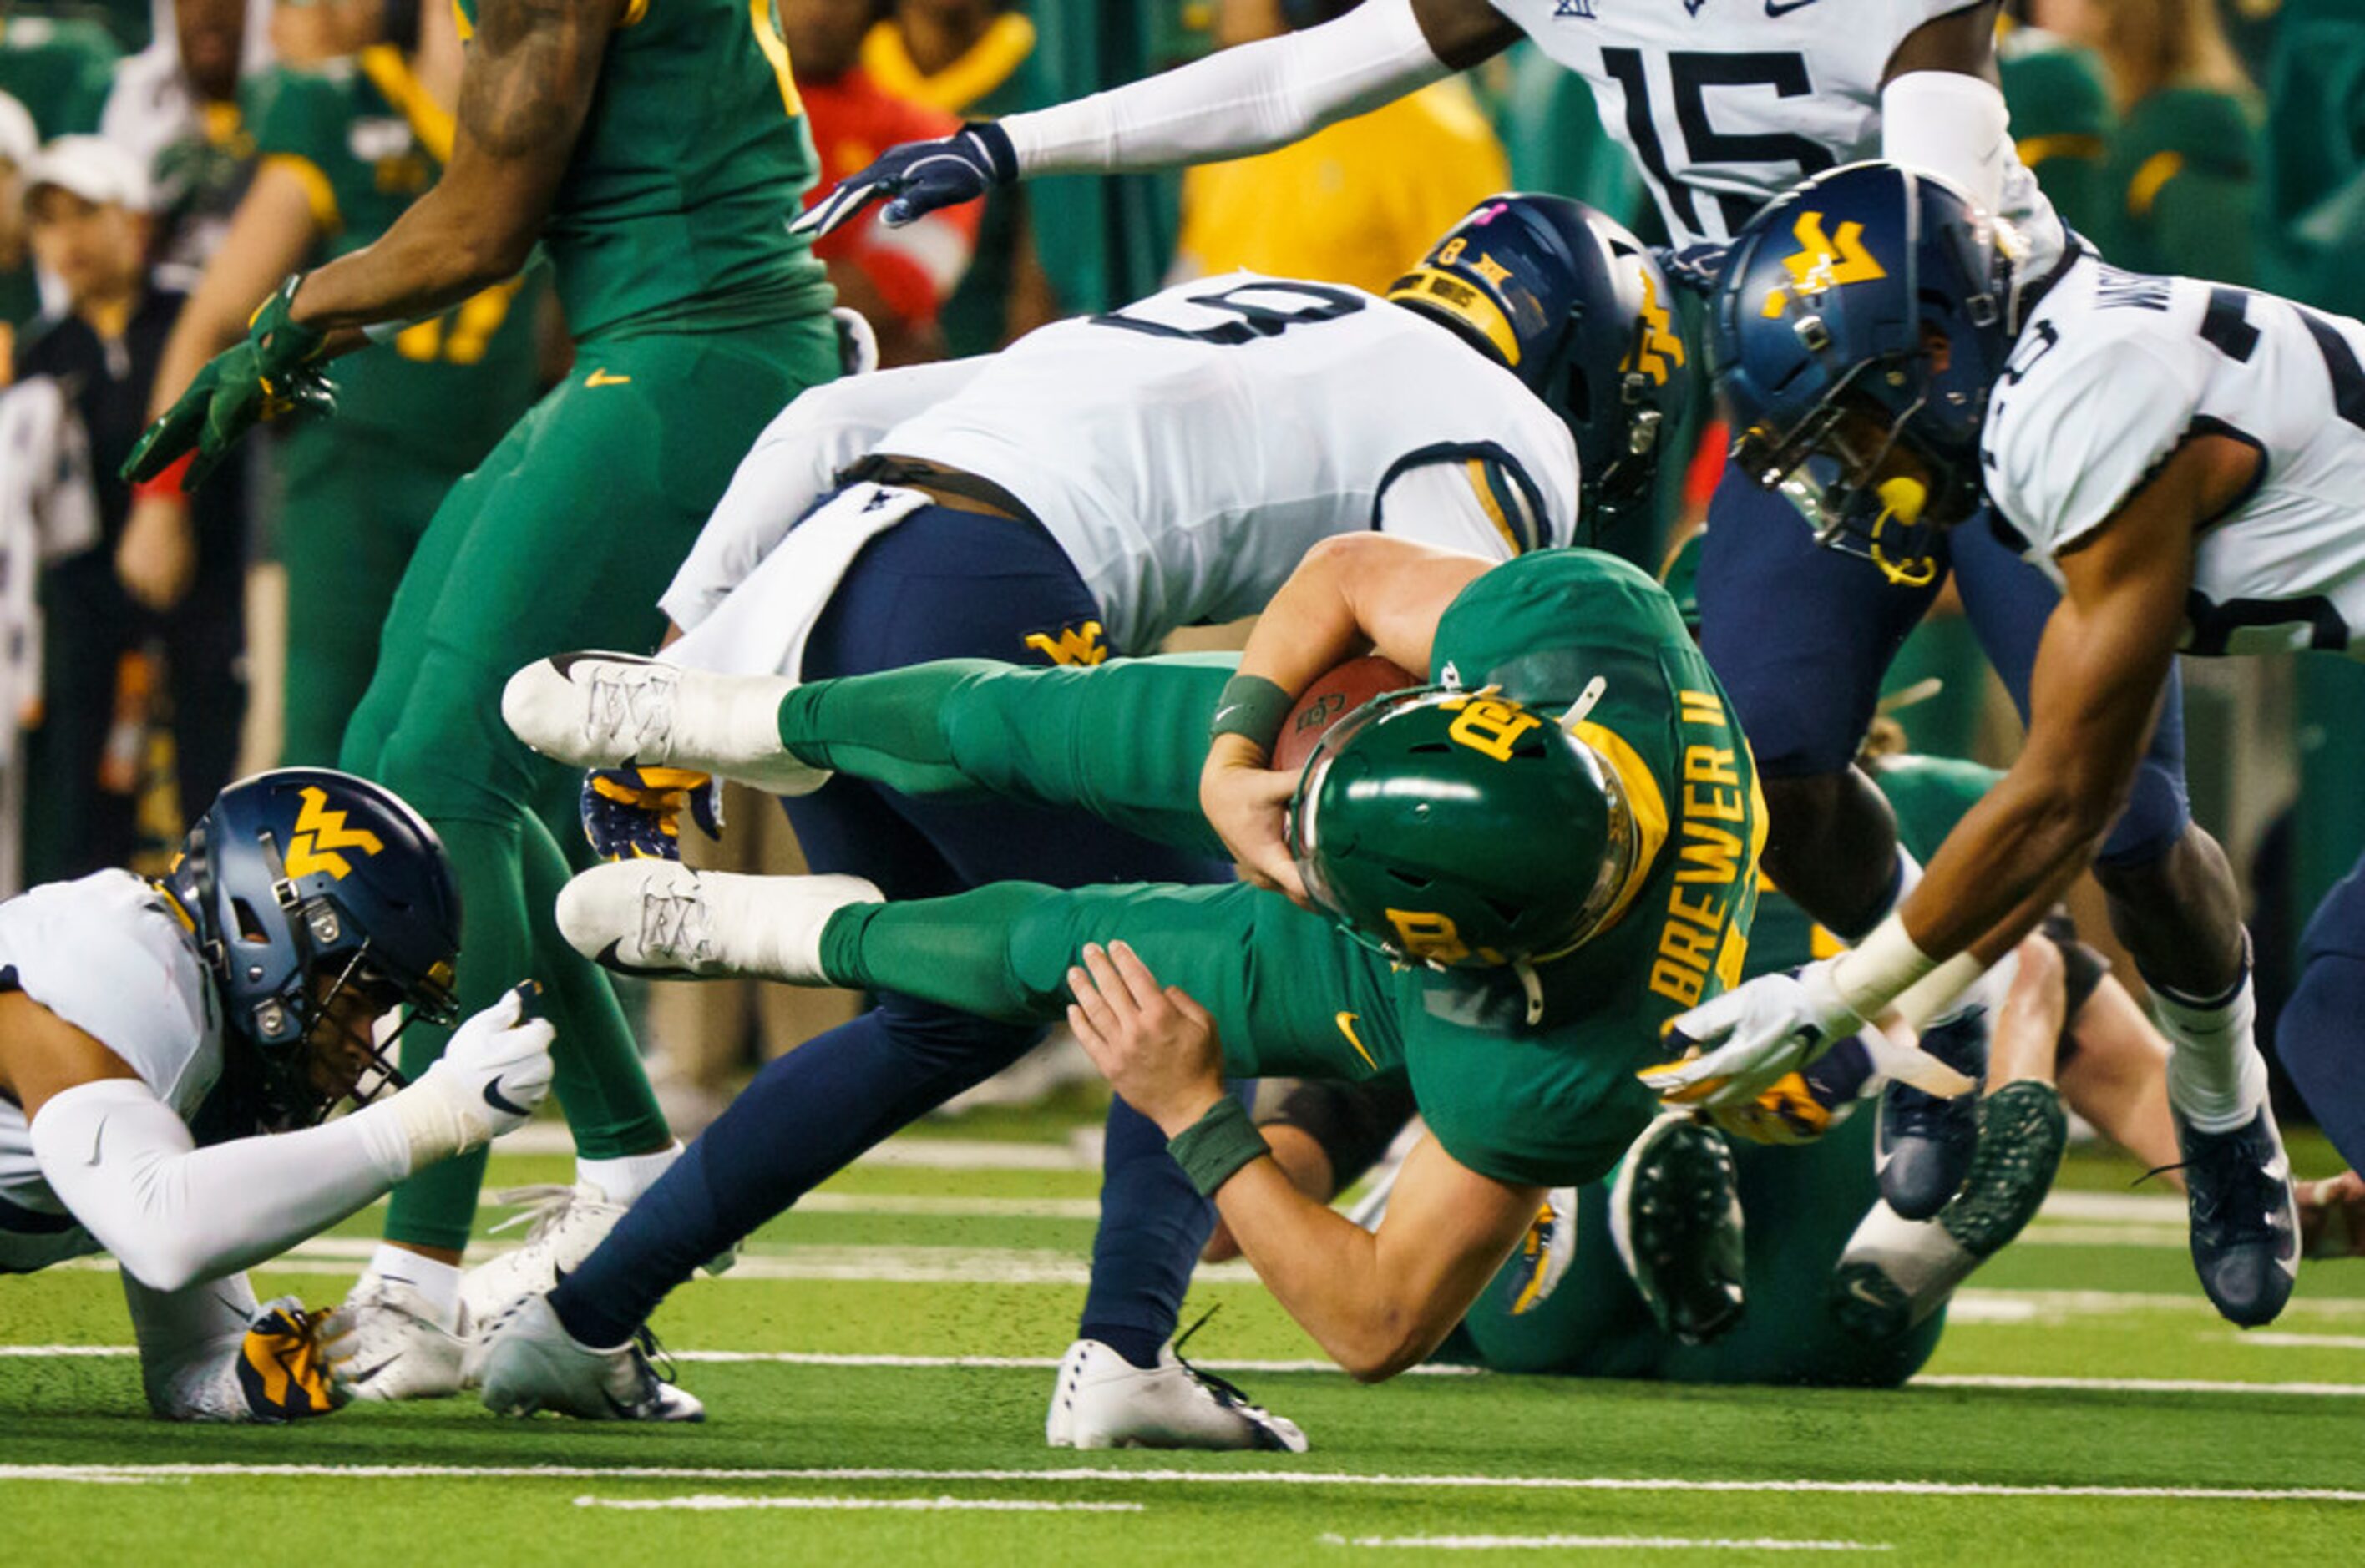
[1876,1005,1990,1220]
[2175,1106,2300,1328]
[1612,1113,1745,1346]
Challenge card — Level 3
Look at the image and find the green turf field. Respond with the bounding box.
[6,1105,2364,1565]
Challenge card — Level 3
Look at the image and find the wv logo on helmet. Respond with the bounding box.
[1759,210,1887,319]
[284,787,386,880]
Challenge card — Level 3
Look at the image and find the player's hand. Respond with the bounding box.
[396,983,555,1154]
[790,122,1017,241]
[2300,1170,2365,1260]
[1643,959,1862,1110]
[1066,941,1225,1136]
[580,766,723,862]
[1651,241,1730,298]
[116,493,197,610]
[233,1297,347,1422]
[1200,740,1309,904]
[123,274,333,489]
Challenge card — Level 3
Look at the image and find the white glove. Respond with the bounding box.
[384,983,555,1166]
[1642,959,1862,1110]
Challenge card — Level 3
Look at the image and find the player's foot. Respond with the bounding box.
[2174,1105,2300,1327]
[472,1293,704,1422]
[1609,1112,1745,1346]
[1831,1080,2068,1342]
[502,651,828,795]
[1044,1339,1308,1452]
[458,1184,633,1328]
[322,1277,470,1402]
[2299,1170,2365,1260]
[555,861,881,981]
[1876,1005,1990,1221]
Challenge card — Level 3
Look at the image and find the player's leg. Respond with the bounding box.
[2276,854,2365,1171]
[1949,521,2293,1323]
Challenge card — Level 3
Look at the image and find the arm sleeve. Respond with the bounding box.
[658,357,991,631]
[121,1268,259,1420]
[1884,71,2068,271]
[29,1078,416,1294]
[1001,0,1448,177]
[1373,453,1544,561]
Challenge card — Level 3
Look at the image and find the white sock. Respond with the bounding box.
[577,1141,685,1206]
[367,1244,462,1331]
[2155,969,2269,1133]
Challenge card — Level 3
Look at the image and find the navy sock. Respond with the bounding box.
[549,1000,1037,1348]
[1075,1085,1247,1368]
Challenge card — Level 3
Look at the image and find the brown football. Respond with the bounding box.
[1272,655,1419,773]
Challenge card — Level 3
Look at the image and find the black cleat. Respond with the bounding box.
[1876,1005,1989,1220]
[1939,1080,2069,1259]
[1612,1114,1745,1346]
[2174,1106,2300,1328]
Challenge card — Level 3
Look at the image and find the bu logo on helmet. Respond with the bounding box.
[1759,211,1887,319]
[284,786,387,880]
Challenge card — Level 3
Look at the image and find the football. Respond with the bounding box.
[1272,655,1419,772]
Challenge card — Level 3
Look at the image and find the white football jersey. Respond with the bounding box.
[1983,250,2365,658]
[878,272,1583,652]
[0,870,220,1271]
[1488,0,1967,247]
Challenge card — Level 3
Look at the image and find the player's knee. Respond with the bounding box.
[874,994,1043,1073]
[372,716,521,824]
[2091,756,2191,870]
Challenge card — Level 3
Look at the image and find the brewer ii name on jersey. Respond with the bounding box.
[1983,250,2365,658]
[1486,0,1971,246]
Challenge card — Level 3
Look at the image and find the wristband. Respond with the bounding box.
[1831,913,1942,1019]
[1209,674,1293,752]
[1167,1096,1270,1198]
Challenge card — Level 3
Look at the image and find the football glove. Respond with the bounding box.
[1705,1072,1837,1146]
[789,122,1017,241]
[582,765,723,862]
[384,982,555,1162]
[1643,959,1862,1110]
[124,274,333,489]
[234,1297,347,1422]
[1650,241,1731,299]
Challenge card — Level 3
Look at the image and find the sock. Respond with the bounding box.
[549,1003,1036,1348]
[2152,962,2268,1134]
[1079,1324,1167,1369]
[367,1245,462,1331]
[1075,1090,1233,1369]
[578,1141,684,1206]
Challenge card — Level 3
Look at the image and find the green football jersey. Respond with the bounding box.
[0,16,117,139]
[1998,27,2114,245]
[452,0,831,341]
[1395,549,1765,1188]
[254,51,540,470]
[2103,86,2263,283]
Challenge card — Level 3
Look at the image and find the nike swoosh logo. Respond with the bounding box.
[594,938,682,979]
[1764,0,1824,13]
[585,369,633,387]
[1334,1012,1375,1070]
[483,1078,532,1118]
[1846,1274,1892,1307]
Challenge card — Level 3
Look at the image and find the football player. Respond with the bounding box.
[0,769,556,1420]
[480,529,1804,1416]
[1653,159,2365,1326]
[120,0,848,1398]
[789,0,2266,1320]
[595,192,1672,1448]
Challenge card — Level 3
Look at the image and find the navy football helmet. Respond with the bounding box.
[1712,163,2016,585]
[162,769,462,1125]
[1389,193,1691,539]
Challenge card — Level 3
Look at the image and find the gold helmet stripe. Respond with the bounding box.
[1387,267,1522,367]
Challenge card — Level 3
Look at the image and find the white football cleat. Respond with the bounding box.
[501,650,828,795]
[458,1184,634,1329]
[555,860,881,981]
[1045,1338,1308,1452]
[472,1293,704,1422]
[322,1276,470,1402]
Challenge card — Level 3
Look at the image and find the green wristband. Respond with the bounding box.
[1209,675,1294,753]
[1167,1095,1270,1199]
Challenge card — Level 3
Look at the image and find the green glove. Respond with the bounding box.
[123,273,335,488]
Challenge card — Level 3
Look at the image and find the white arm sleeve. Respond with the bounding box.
[1881,71,2067,271]
[121,1269,259,1420]
[30,1078,415,1294]
[658,357,991,633]
[1002,0,1448,176]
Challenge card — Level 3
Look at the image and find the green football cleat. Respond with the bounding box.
[1610,1112,1745,1346]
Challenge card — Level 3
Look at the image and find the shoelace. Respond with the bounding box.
[2141,1134,2280,1240]
[1167,1307,1271,1418]
[485,1184,586,1245]
[586,666,676,756]
[640,884,714,964]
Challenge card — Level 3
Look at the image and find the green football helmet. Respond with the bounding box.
[1285,687,1640,970]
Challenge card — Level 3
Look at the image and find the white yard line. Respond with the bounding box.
[2240,1333,2365,1351]
[1913,1374,2365,1397]
[572,1495,1140,1513]
[1319,1533,1889,1552]
[0,1464,2357,1504]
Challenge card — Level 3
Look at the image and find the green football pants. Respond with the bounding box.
[341,316,842,1252]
